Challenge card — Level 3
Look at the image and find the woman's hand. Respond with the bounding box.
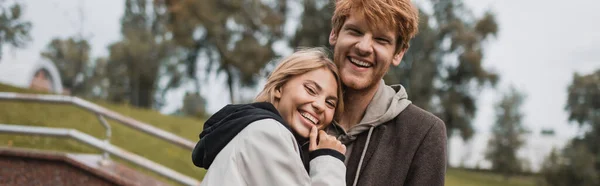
[308,126,346,154]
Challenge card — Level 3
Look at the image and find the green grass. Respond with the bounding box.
[446,168,538,186]
[0,83,539,186]
[0,83,206,185]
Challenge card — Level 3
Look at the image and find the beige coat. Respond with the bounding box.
[200,119,346,186]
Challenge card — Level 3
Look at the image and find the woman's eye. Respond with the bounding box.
[305,85,316,95]
[326,101,336,108]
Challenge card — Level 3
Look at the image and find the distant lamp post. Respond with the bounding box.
[541,128,555,136]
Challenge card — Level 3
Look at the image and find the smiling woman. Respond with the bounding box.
[272,68,339,138]
[192,47,348,186]
[256,48,344,138]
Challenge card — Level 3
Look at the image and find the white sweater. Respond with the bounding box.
[200,119,346,186]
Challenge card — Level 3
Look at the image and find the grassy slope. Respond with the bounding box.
[0,83,538,186]
[0,83,205,185]
[446,169,537,186]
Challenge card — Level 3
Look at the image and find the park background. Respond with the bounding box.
[1,0,599,185]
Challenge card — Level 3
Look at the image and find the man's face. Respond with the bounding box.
[329,14,406,92]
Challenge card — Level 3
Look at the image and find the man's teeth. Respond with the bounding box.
[301,112,318,124]
[350,58,372,67]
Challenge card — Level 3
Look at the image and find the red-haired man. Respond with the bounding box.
[326,0,447,185]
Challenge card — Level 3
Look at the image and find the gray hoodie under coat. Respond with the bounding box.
[327,80,447,186]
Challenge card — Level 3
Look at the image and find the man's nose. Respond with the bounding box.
[355,35,374,56]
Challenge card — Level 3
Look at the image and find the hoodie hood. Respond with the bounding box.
[326,80,412,186]
[333,80,412,144]
[191,102,292,169]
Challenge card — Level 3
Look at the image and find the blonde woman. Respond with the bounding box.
[192,48,346,186]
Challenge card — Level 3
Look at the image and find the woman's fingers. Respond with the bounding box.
[314,130,346,154]
[318,130,328,144]
[340,142,346,154]
[309,126,318,152]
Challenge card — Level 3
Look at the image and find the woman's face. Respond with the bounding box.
[274,67,339,138]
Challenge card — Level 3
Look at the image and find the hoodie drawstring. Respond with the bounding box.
[352,126,374,186]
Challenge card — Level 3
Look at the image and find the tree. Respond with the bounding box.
[181,92,207,118]
[291,0,333,48]
[485,86,527,180]
[388,1,499,141]
[104,0,174,108]
[538,69,600,186]
[164,0,287,103]
[565,70,600,154]
[155,61,187,108]
[85,57,110,99]
[40,37,90,95]
[539,145,600,186]
[292,0,499,141]
[0,1,31,59]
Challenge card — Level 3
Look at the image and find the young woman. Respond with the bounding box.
[192,48,347,186]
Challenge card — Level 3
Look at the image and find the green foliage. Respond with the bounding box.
[291,0,333,48]
[0,83,205,185]
[40,38,112,100]
[566,69,600,171]
[485,86,527,179]
[103,0,175,108]
[538,145,600,186]
[37,0,185,110]
[182,92,207,119]
[85,57,110,98]
[387,1,499,141]
[0,1,31,59]
[538,69,600,186]
[165,0,287,103]
[40,37,90,94]
[566,70,600,130]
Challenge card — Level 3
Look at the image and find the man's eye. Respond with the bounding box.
[376,38,390,44]
[348,28,361,35]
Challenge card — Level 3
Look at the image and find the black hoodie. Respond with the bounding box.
[191,102,309,169]
[193,102,347,186]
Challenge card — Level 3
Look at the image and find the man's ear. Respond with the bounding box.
[392,48,407,66]
[329,30,338,46]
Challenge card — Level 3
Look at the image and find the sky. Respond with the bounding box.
[2,0,123,62]
[462,0,600,137]
[2,0,600,170]
[450,0,600,169]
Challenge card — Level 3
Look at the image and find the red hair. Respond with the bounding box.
[331,0,419,51]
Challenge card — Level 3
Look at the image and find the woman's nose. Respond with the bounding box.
[311,100,325,112]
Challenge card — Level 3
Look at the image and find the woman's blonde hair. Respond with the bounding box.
[256,47,344,120]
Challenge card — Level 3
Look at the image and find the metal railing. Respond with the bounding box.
[0,92,200,185]
[0,92,195,150]
[0,124,200,186]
